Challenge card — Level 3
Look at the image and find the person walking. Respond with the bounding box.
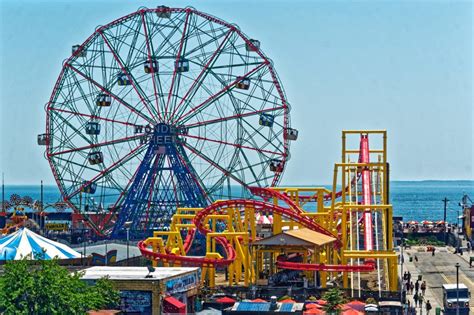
[410,281,415,294]
[407,271,411,283]
[413,292,419,308]
[415,280,420,293]
[418,292,424,309]
[421,281,426,296]
[425,300,432,314]
[406,281,410,293]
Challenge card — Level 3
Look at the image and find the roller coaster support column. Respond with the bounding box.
[206,232,250,286]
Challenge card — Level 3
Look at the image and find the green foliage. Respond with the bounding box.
[405,236,444,246]
[278,295,292,301]
[322,288,346,313]
[0,258,120,315]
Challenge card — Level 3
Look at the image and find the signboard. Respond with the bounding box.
[166,273,197,294]
[470,206,474,229]
[120,290,152,314]
[45,223,69,231]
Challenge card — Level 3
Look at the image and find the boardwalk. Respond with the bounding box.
[400,246,474,314]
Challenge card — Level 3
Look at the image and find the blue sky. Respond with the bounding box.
[0,0,472,185]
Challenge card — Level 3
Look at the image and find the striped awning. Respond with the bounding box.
[0,228,81,260]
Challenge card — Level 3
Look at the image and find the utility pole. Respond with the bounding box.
[40,180,44,233]
[2,173,4,213]
[455,263,460,315]
[443,197,449,244]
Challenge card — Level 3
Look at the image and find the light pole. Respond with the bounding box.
[455,262,460,315]
[124,221,132,266]
[105,241,108,266]
[442,197,449,244]
[400,238,406,308]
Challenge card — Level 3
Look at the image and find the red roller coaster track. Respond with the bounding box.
[138,135,376,273]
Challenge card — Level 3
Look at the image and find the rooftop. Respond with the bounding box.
[80,266,199,281]
[442,283,469,290]
[252,228,336,247]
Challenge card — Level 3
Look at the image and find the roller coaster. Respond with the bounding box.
[139,130,398,293]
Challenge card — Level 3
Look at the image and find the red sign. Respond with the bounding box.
[470,206,474,229]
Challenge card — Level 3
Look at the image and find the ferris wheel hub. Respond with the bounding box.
[149,123,177,145]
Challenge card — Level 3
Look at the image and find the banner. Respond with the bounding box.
[470,206,474,229]
[166,273,197,294]
[45,223,69,231]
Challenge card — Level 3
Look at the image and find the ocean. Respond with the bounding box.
[2,181,473,224]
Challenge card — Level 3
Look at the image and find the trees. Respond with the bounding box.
[0,258,120,314]
[322,288,346,313]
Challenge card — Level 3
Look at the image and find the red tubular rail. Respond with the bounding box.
[360,135,373,251]
[138,170,376,273]
[249,187,303,214]
[276,261,375,272]
[138,198,343,267]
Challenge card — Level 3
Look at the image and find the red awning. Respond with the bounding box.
[216,297,236,304]
[164,296,186,309]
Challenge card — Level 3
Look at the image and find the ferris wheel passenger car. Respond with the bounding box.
[96,94,111,107]
[72,45,87,57]
[82,181,97,194]
[37,134,49,146]
[88,151,104,165]
[236,77,250,90]
[175,58,189,73]
[259,113,274,127]
[85,122,101,135]
[269,160,284,173]
[144,59,159,73]
[117,73,131,86]
[156,6,172,18]
[285,128,299,141]
[246,39,260,52]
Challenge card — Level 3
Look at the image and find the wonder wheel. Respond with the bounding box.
[38,6,298,238]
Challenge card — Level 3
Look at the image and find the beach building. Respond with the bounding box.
[80,266,200,315]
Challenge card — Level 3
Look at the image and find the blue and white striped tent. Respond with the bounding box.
[0,228,81,260]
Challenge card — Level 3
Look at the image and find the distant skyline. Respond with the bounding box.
[1,0,472,185]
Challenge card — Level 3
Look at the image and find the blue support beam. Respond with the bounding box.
[111,124,208,239]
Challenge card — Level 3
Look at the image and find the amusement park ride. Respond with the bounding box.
[37,6,397,293]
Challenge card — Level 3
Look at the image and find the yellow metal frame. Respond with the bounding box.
[142,130,398,292]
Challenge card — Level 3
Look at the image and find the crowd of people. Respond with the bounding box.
[402,271,432,314]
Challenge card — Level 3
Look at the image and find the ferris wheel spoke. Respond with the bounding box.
[181,141,248,188]
[66,63,155,125]
[182,133,284,157]
[140,11,165,122]
[238,147,265,186]
[49,134,142,157]
[52,110,93,146]
[176,62,268,124]
[164,9,191,122]
[98,30,159,122]
[49,108,136,127]
[67,143,147,200]
[169,29,234,123]
[185,105,285,129]
[241,118,286,153]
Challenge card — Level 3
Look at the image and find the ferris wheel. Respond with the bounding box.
[38,6,298,238]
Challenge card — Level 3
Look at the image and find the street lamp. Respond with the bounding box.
[455,262,460,315]
[400,238,405,306]
[124,221,133,265]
